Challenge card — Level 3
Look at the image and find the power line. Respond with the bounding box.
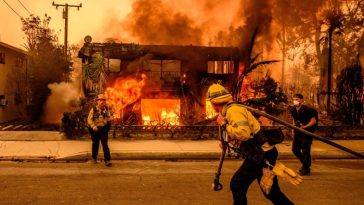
[2,0,23,19]
[17,0,31,15]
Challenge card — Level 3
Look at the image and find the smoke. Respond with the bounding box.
[99,0,283,51]
[122,0,203,45]
[41,59,83,125]
[241,0,274,50]
[100,0,330,49]
[122,0,275,50]
[100,0,241,45]
[98,0,334,85]
[41,82,81,124]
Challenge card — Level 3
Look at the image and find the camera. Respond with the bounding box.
[295,121,303,127]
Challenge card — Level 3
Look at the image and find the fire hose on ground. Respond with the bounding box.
[212,104,364,191]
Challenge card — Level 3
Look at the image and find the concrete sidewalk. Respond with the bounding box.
[0,131,364,161]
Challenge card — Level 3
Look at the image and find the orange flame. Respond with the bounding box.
[105,74,147,118]
[160,109,179,125]
[141,99,180,125]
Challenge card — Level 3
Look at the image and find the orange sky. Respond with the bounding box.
[0,0,133,48]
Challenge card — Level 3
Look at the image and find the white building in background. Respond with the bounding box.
[0,41,29,124]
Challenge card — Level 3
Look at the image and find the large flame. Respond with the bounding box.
[141,99,180,125]
[104,74,181,125]
[105,74,147,118]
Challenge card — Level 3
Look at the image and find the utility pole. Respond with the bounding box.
[52,1,82,55]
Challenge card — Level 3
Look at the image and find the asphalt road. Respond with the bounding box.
[0,159,363,205]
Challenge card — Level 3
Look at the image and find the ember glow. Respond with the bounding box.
[141,99,180,125]
[105,74,147,118]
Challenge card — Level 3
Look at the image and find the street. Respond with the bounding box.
[0,159,363,205]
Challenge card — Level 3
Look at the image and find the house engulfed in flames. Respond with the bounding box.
[78,37,240,126]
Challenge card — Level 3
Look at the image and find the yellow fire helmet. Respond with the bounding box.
[207,83,233,104]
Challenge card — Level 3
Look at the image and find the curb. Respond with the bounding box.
[1,151,363,162]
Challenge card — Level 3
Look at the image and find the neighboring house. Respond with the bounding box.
[0,42,29,124]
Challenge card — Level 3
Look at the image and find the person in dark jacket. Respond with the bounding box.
[290,93,318,175]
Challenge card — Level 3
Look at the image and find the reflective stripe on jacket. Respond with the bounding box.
[222,102,273,151]
[222,103,261,141]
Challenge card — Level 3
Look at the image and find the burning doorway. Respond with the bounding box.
[141,99,180,125]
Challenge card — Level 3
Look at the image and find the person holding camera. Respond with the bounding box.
[290,94,318,175]
[87,94,112,167]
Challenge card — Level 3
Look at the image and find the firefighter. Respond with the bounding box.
[207,83,295,205]
[87,94,112,167]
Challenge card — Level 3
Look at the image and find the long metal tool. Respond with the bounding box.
[239,104,364,159]
[212,125,227,191]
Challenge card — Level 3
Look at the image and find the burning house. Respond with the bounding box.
[78,36,240,126]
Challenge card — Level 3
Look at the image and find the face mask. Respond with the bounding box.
[293,100,300,107]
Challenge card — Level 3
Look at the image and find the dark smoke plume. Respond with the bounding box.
[236,0,273,51]
[123,0,203,45]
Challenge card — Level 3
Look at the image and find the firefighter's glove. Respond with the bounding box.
[260,168,275,195]
[216,114,227,126]
[272,161,303,185]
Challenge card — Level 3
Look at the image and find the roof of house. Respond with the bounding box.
[78,42,240,61]
[0,41,28,55]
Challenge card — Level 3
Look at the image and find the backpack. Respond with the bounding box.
[260,127,285,145]
[309,107,319,131]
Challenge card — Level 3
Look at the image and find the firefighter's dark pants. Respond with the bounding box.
[292,135,312,171]
[230,147,294,205]
[90,126,111,162]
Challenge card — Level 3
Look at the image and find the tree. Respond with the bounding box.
[246,72,288,115]
[273,0,363,113]
[335,58,363,125]
[22,14,73,121]
[272,0,325,98]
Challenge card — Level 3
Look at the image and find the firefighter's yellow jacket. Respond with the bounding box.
[222,103,273,152]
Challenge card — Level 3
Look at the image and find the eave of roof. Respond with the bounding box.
[79,43,240,60]
[0,41,28,55]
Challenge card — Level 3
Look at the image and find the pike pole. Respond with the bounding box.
[212,125,227,191]
[239,104,364,159]
[212,104,364,191]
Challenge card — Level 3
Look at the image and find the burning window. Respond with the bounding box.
[145,60,181,84]
[207,60,234,74]
[107,59,121,72]
[141,99,180,125]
